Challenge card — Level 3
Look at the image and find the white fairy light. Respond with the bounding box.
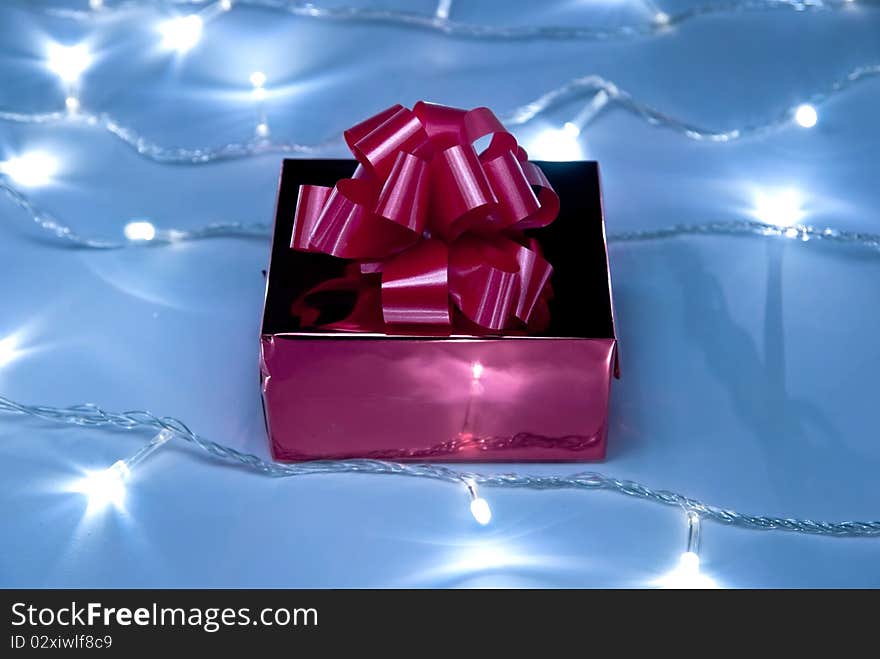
[435,0,453,20]
[530,127,584,161]
[124,220,157,242]
[73,429,174,513]
[657,512,718,588]
[0,152,59,187]
[752,188,805,227]
[794,103,818,128]
[465,479,492,525]
[470,497,492,526]
[255,122,270,137]
[65,96,80,113]
[158,15,203,53]
[562,122,581,138]
[46,43,92,83]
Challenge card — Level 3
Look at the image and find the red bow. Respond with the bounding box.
[290,102,559,333]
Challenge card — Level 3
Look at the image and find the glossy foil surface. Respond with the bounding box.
[261,159,617,462]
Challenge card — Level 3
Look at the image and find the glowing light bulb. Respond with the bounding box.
[564,121,582,137]
[658,551,718,589]
[464,479,492,525]
[159,15,203,53]
[76,461,129,511]
[656,512,718,588]
[255,122,270,137]
[73,429,174,513]
[794,104,818,128]
[435,0,453,20]
[469,497,492,525]
[46,43,92,83]
[752,188,805,227]
[249,71,267,88]
[530,127,583,162]
[124,220,157,241]
[471,361,484,380]
[0,152,59,187]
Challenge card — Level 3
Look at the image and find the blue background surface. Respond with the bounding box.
[1,0,879,587]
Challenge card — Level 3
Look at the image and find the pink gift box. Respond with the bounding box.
[260,159,619,462]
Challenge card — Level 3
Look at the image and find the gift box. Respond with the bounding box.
[260,158,618,462]
[260,104,618,462]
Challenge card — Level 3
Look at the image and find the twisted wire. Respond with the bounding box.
[3,64,879,168]
[1,394,878,537]
[4,173,880,253]
[502,65,880,142]
[42,0,879,42]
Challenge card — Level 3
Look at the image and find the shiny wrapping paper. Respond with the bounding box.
[261,158,618,462]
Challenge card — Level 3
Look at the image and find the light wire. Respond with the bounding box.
[41,0,879,42]
[1,393,878,537]
[3,65,879,167]
[3,174,880,253]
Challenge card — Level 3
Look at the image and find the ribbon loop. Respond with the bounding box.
[381,239,450,326]
[291,102,562,334]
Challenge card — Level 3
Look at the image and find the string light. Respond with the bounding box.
[45,43,90,114]
[46,0,871,42]
[4,61,875,172]
[465,479,492,525]
[3,0,879,588]
[0,64,875,168]
[2,394,879,541]
[0,152,59,187]
[435,0,453,21]
[529,126,584,161]
[46,42,91,83]
[249,71,270,137]
[794,103,819,128]
[656,512,718,588]
[158,15,203,53]
[562,89,611,138]
[72,429,174,512]
[3,167,879,253]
